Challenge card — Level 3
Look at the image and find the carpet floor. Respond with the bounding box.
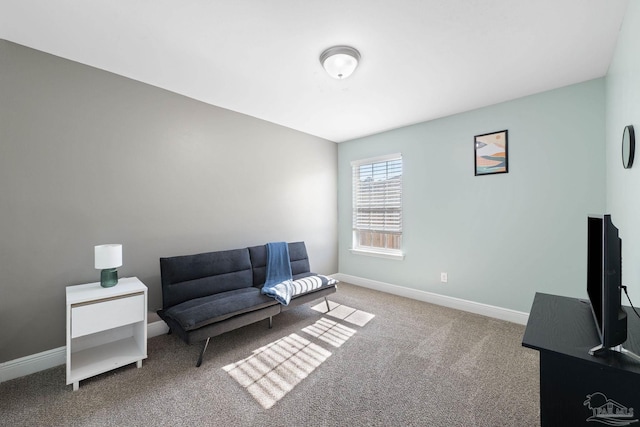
[0,283,540,426]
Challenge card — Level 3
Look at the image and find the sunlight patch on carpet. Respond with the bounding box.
[222,333,331,409]
[301,317,357,348]
[311,300,375,327]
[224,302,374,409]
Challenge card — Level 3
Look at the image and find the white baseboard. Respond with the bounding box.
[148,319,170,337]
[333,273,529,325]
[0,320,169,384]
[0,346,66,384]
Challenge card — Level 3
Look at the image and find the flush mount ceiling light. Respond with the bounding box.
[320,46,361,79]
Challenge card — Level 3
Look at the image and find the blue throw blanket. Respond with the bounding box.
[261,242,294,305]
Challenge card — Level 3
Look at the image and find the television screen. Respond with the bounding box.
[587,214,627,353]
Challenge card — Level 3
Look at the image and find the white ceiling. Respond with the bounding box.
[0,0,630,142]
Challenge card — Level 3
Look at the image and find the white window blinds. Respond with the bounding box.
[352,154,403,252]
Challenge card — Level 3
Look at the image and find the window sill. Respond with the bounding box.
[349,248,405,260]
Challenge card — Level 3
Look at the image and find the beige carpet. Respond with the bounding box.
[0,283,540,426]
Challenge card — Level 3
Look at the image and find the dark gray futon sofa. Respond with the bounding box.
[158,242,337,366]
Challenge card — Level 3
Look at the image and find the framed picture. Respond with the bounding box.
[474,129,508,176]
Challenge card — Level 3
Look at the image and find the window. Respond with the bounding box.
[351,153,403,259]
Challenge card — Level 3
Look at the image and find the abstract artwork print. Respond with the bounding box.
[474,129,508,176]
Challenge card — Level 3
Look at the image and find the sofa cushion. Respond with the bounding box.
[162,287,278,331]
[160,248,253,308]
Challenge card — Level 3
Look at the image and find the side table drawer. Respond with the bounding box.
[71,293,144,338]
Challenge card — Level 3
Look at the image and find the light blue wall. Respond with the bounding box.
[606,2,640,296]
[338,79,606,312]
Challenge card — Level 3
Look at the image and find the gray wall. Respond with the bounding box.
[338,78,606,313]
[606,2,640,296]
[0,40,338,362]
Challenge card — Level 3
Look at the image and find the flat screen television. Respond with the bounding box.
[586,214,638,360]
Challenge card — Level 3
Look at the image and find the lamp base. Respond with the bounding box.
[100,268,119,288]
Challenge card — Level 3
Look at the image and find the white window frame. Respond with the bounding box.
[350,153,404,260]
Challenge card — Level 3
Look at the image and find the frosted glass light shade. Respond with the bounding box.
[320,46,360,79]
[94,244,122,269]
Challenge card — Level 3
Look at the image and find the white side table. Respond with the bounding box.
[66,277,148,391]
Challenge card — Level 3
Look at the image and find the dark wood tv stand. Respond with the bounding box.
[522,292,640,426]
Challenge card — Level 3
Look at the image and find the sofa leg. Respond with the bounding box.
[325,297,331,312]
[268,316,273,329]
[196,337,210,368]
[167,328,172,335]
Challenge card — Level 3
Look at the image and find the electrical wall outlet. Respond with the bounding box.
[440,272,448,283]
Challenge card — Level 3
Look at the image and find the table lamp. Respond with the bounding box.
[95,244,122,287]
